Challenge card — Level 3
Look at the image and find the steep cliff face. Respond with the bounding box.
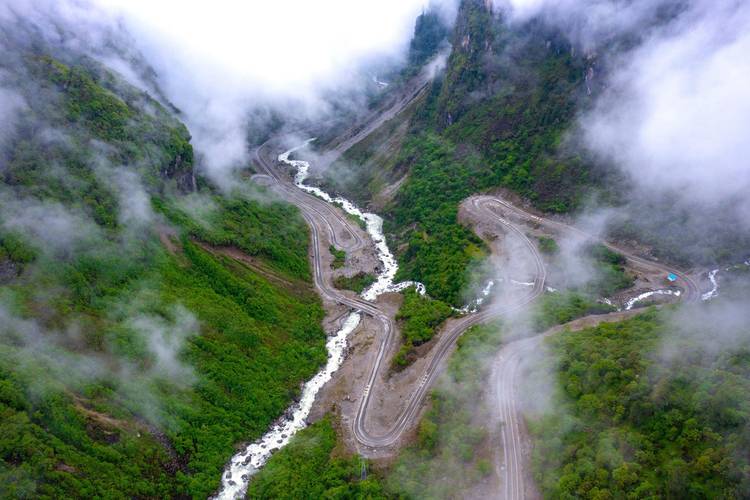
[435,0,494,127]
[408,8,450,69]
[410,0,600,212]
[27,54,196,193]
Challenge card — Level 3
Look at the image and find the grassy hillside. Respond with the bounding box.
[247,417,386,499]
[0,235,326,498]
[0,52,327,498]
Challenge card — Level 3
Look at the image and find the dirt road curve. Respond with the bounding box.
[473,196,701,302]
[254,144,365,254]
[470,195,701,499]
[323,75,430,167]
[255,139,545,449]
[353,202,547,449]
[252,91,701,496]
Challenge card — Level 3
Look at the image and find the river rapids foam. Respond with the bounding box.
[215,139,426,498]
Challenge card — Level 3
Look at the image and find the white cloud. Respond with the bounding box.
[4,0,433,186]
[0,86,26,146]
[96,0,425,95]
[497,0,669,50]
[582,0,750,218]
[91,0,429,182]
[492,0,750,234]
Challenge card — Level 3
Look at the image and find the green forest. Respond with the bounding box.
[248,418,386,499]
[392,289,453,368]
[0,54,328,498]
[530,304,750,498]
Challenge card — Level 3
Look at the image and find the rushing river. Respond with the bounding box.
[209,136,746,498]
[624,289,681,310]
[215,140,424,499]
[699,261,750,302]
[701,269,720,301]
[609,261,749,311]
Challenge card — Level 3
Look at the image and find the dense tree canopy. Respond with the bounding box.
[531,306,750,498]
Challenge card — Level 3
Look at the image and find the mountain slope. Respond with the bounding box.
[0,27,328,498]
[379,1,600,305]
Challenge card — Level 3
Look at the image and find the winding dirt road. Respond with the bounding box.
[323,73,430,167]
[472,195,701,499]
[353,202,547,450]
[256,140,704,495]
[254,139,547,453]
[474,196,701,302]
[255,139,702,486]
[251,74,703,497]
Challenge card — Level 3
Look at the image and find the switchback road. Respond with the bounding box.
[469,195,701,499]
[249,81,702,498]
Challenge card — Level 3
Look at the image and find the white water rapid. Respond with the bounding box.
[457,279,496,314]
[624,289,681,310]
[216,313,360,499]
[282,139,426,301]
[372,75,389,88]
[701,269,720,301]
[215,139,427,498]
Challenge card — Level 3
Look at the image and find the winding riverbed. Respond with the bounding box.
[215,140,425,499]
[283,139,425,301]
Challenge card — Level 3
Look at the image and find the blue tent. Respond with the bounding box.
[667,273,678,282]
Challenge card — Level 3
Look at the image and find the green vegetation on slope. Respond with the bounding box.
[530,308,750,498]
[247,417,387,499]
[156,194,311,281]
[533,291,615,332]
[31,56,194,190]
[0,52,328,498]
[309,3,601,308]
[393,289,453,369]
[434,0,494,126]
[38,56,132,142]
[330,245,346,269]
[538,236,559,255]
[0,225,327,498]
[386,134,486,306]
[584,243,634,297]
[333,272,376,295]
[0,232,36,270]
[434,11,598,212]
[386,323,503,498]
[532,244,631,330]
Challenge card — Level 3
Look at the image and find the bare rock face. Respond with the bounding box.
[0,260,18,284]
